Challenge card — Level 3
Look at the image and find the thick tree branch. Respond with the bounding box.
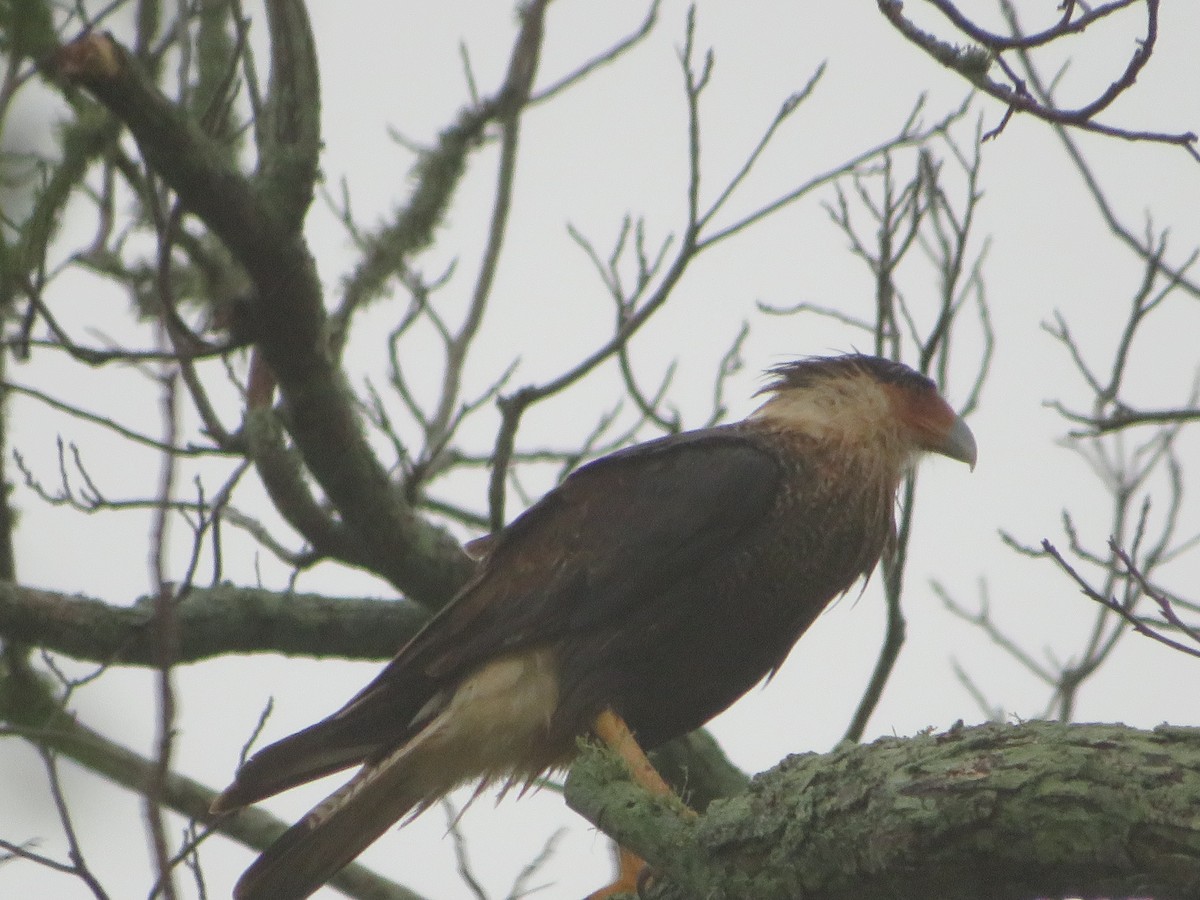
[53,29,474,606]
[0,578,752,818]
[0,582,429,665]
[567,720,1200,900]
[255,0,322,224]
[0,574,750,855]
[241,404,382,572]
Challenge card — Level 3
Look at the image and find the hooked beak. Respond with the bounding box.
[939,415,977,471]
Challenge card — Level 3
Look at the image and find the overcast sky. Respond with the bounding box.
[4,2,1200,898]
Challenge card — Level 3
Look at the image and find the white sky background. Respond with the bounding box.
[3,1,1200,898]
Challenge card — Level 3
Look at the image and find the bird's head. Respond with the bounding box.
[751,354,977,471]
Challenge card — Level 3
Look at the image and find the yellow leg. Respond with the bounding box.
[583,709,695,899]
[584,845,645,900]
[591,708,675,797]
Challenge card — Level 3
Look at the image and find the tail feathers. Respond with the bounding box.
[220,648,568,899]
[212,716,382,814]
[233,756,422,900]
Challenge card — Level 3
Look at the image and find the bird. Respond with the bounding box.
[211,353,976,900]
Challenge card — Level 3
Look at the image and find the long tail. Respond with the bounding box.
[231,746,425,900]
[212,719,382,815]
[217,649,562,898]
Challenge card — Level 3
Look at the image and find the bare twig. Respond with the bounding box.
[1042,539,1200,659]
[877,0,1198,156]
[144,312,181,900]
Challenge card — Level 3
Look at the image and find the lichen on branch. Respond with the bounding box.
[567,720,1200,900]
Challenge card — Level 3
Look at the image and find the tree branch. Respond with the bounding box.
[0,664,426,900]
[53,29,474,605]
[568,720,1200,900]
[0,582,429,666]
[877,0,1198,154]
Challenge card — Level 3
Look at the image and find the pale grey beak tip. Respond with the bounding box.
[944,415,977,471]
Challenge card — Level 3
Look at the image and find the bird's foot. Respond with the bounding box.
[584,846,646,900]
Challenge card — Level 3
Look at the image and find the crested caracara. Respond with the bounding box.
[212,353,976,899]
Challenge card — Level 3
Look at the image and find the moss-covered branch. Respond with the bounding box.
[647,727,751,813]
[567,720,1200,900]
[0,581,428,665]
[255,0,322,225]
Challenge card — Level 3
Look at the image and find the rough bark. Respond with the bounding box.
[566,720,1200,900]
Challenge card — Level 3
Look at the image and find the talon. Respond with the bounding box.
[584,845,646,900]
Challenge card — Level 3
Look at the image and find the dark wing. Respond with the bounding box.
[387,426,782,675]
[214,426,781,810]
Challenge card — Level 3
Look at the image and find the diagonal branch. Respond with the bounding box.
[0,666,426,900]
[54,27,473,605]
